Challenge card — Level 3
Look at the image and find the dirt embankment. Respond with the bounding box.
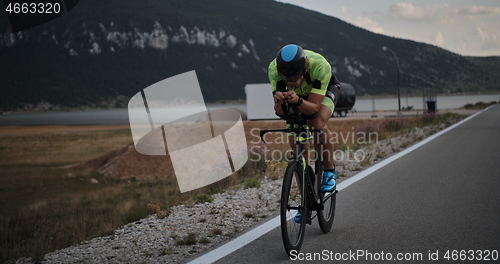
[61,120,287,180]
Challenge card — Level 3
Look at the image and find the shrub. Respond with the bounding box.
[147,202,169,219]
[356,124,380,143]
[195,193,213,204]
[243,177,260,189]
[199,237,211,244]
[176,233,197,245]
[212,228,222,235]
[464,101,498,109]
[419,112,437,125]
[243,212,254,218]
[381,118,409,132]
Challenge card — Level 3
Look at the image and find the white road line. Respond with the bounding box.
[187,108,490,264]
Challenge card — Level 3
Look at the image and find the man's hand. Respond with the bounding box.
[283,91,300,104]
[273,91,285,105]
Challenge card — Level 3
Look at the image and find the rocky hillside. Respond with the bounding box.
[1,0,498,111]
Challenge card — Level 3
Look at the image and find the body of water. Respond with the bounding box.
[0,94,498,126]
[355,94,500,112]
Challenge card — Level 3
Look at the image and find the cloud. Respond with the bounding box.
[454,6,500,17]
[475,23,500,51]
[389,2,426,20]
[389,3,500,24]
[454,39,468,54]
[342,7,385,34]
[434,32,444,46]
[388,2,455,24]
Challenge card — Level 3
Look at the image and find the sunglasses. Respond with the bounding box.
[281,70,304,83]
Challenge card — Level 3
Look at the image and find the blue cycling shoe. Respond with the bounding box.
[294,210,302,223]
[320,169,337,192]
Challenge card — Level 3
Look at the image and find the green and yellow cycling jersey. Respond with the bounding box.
[268,49,332,97]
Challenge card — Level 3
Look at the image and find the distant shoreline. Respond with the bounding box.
[3,92,500,115]
[0,107,485,136]
[354,91,500,100]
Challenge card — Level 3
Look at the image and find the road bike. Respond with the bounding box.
[260,103,337,255]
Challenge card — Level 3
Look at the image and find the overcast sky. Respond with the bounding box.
[277,0,500,57]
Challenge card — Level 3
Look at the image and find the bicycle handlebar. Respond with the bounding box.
[260,100,324,143]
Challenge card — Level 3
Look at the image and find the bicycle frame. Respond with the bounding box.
[261,103,338,255]
[260,108,326,218]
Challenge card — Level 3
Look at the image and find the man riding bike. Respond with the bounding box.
[268,44,339,221]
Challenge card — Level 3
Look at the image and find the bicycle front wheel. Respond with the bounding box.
[280,161,307,255]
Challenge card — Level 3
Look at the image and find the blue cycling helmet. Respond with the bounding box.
[276,44,307,82]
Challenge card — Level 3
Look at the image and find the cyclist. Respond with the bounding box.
[268,44,338,200]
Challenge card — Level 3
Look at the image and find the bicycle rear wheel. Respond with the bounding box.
[316,150,336,233]
[280,161,307,255]
[318,187,336,233]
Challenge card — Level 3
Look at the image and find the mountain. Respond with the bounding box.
[1,0,498,111]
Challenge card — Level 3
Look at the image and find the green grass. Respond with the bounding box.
[243,177,260,189]
[0,167,175,262]
[354,112,468,146]
[333,112,469,169]
[0,128,262,263]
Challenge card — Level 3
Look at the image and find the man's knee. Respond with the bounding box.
[309,108,330,128]
[309,118,323,129]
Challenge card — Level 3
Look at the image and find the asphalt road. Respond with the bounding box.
[190,105,500,263]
